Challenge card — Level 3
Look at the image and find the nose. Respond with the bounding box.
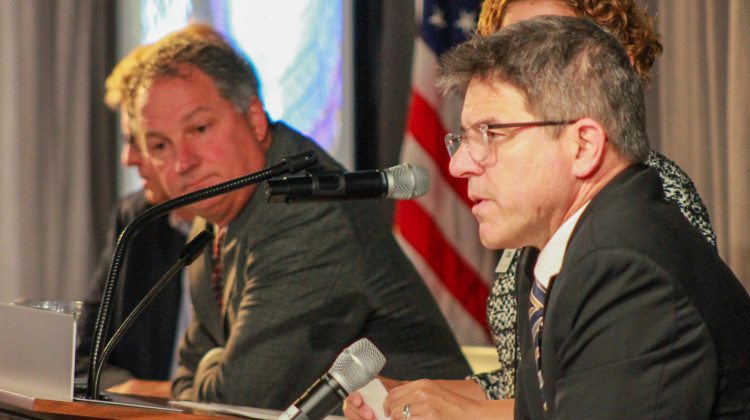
[121,139,142,168]
[175,140,200,174]
[448,144,484,179]
[119,144,130,167]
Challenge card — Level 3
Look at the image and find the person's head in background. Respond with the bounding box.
[104,43,168,204]
[127,24,269,227]
[477,0,663,90]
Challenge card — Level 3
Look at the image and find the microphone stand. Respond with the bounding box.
[92,229,213,396]
[84,151,318,400]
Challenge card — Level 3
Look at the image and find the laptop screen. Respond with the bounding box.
[0,303,75,401]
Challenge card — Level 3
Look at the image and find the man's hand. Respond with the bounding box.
[383,378,512,420]
[343,376,406,419]
[343,376,514,420]
[343,391,374,420]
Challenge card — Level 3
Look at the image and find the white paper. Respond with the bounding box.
[358,379,390,420]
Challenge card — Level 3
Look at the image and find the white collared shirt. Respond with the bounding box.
[534,202,590,289]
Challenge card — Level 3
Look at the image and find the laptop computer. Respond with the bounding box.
[0,303,76,402]
[0,303,180,413]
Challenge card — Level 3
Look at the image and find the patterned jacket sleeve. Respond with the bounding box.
[468,249,520,400]
[645,151,716,248]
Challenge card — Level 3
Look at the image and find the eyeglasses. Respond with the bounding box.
[444,120,578,161]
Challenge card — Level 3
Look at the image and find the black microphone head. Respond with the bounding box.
[384,164,430,199]
[328,338,386,394]
[283,151,319,173]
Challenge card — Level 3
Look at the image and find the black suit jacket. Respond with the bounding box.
[76,191,188,385]
[516,165,750,419]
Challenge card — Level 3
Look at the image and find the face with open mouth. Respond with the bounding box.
[449,78,575,250]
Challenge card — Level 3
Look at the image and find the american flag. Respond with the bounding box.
[394,0,498,345]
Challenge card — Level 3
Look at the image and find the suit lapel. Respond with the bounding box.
[219,233,238,335]
[516,247,550,418]
[189,221,225,345]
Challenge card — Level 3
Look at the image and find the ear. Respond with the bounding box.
[569,117,607,179]
[245,96,269,146]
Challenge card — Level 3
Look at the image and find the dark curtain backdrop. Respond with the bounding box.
[0,0,747,302]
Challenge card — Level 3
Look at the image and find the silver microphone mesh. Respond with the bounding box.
[384,163,431,199]
[328,338,386,394]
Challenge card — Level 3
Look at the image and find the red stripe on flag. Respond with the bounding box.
[406,91,474,209]
[395,199,489,331]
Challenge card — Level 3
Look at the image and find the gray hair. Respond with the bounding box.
[129,26,260,115]
[438,16,650,163]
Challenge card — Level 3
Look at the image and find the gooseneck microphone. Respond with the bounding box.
[279,338,386,420]
[84,151,318,400]
[266,163,430,203]
[94,229,214,389]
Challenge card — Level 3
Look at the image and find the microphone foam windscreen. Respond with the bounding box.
[386,164,431,199]
[328,338,386,394]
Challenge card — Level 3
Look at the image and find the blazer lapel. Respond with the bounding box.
[219,234,238,336]
[189,222,225,345]
[515,247,550,419]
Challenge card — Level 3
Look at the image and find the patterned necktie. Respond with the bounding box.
[210,228,227,313]
[529,277,549,411]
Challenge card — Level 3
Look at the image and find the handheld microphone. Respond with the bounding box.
[266,163,430,203]
[279,338,386,420]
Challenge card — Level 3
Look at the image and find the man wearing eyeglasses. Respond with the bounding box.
[344,16,750,420]
[442,16,750,419]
